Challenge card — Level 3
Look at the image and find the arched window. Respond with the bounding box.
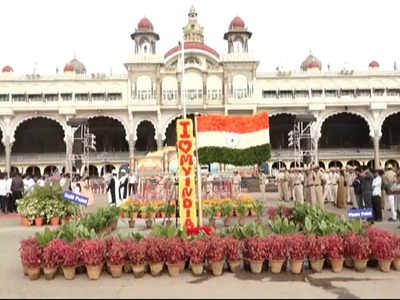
[206,76,222,100]
[136,76,153,100]
[232,74,248,99]
[183,72,203,102]
[162,76,178,103]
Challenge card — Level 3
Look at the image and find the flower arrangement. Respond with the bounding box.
[20,241,41,268]
[268,235,287,261]
[185,239,209,265]
[165,237,186,265]
[324,234,344,260]
[243,236,266,261]
[225,236,241,262]
[42,239,66,268]
[267,207,278,220]
[107,240,127,266]
[80,240,106,266]
[206,236,226,263]
[285,234,307,261]
[187,226,213,236]
[146,238,166,264]
[349,234,371,260]
[370,234,395,261]
[306,235,326,261]
[60,244,79,267]
[127,240,147,265]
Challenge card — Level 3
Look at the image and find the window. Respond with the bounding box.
[262,90,277,99]
[91,93,105,101]
[185,89,202,101]
[278,90,293,99]
[45,94,58,101]
[325,89,338,97]
[61,93,72,101]
[28,94,42,102]
[108,93,122,101]
[207,89,222,100]
[136,90,154,100]
[373,89,384,96]
[75,93,89,101]
[163,90,178,101]
[12,94,26,102]
[341,89,355,97]
[356,89,371,97]
[295,90,309,98]
[386,89,400,96]
[311,90,322,97]
[0,94,9,102]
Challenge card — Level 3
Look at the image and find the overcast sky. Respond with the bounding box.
[1,0,399,75]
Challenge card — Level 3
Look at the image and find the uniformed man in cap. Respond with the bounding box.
[293,168,304,204]
[313,164,325,210]
[385,164,397,221]
[303,167,309,203]
[306,167,316,207]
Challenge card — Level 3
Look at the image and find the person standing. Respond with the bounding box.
[371,169,383,222]
[332,168,340,205]
[277,169,285,201]
[361,167,373,209]
[306,168,316,207]
[352,168,363,208]
[303,168,310,203]
[0,173,8,214]
[80,176,95,207]
[385,165,397,221]
[314,165,325,210]
[336,169,348,209]
[259,170,267,201]
[288,169,295,201]
[119,169,129,204]
[128,171,137,197]
[293,168,304,204]
[283,168,290,202]
[107,170,119,205]
[348,167,358,208]
[10,172,24,213]
[232,171,241,199]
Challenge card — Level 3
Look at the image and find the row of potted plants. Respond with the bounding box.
[20,223,400,281]
[16,183,83,227]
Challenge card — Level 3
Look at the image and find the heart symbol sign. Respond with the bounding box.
[178,140,192,154]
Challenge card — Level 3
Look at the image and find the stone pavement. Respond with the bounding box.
[1,192,399,299]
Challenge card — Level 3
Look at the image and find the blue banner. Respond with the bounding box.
[347,208,373,219]
[63,190,88,207]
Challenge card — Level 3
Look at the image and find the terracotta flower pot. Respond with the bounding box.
[132,212,138,219]
[43,266,57,280]
[62,266,76,280]
[27,266,40,280]
[238,218,245,227]
[109,264,123,278]
[50,217,60,226]
[378,259,393,273]
[123,262,132,273]
[167,263,180,277]
[149,262,164,276]
[310,259,325,273]
[63,217,71,224]
[250,210,256,216]
[270,259,285,274]
[190,262,204,276]
[151,213,156,219]
[86,264,103,280]
[161,212,166,218]
[344,257,354,268]
[209,219,216,227]
[393,258,400,271]
[210,260,224,276]
[178,260,186,273]
[128,220,135,228]
[21,262,28,276]
[250,260,263,274]
[290,259,304,274]
[216,212,221,218]
[330,258,344,273]
[141,212,147,219]
[228,260,241,273]
[35,218,43,227]
[131,264,145,278]
[21,217,31,227]
[145,219,153,229]
[224,217,231,227]
[353,259,368,272]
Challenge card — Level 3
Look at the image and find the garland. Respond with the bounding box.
[198,143,271,166]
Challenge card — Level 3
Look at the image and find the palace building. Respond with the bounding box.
[0,6,400,176]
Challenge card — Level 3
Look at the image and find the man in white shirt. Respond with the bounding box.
[371,169,383,222]
[23,174,36,195]
[128,171,137,196]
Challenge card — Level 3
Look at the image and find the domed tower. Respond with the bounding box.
[224,16,252,53]
[63,57,86,74]
[369,60,380,71]
[301,53,322,72]
[131,17,160,54]
[183,6,204,43]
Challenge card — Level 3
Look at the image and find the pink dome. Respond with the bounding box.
[63,64,75,72]
[138,17,153,30]
[229,16,245,30]
[2,65,13,72]
[308,61,320,69]
[369,60,379,68]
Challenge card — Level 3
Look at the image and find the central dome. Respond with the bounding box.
[64,58,86,74]
[301,54,322,71]
[164,42,219,59]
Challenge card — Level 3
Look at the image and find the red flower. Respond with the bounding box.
[43,239,66,268]
[268,235,287,261]
[205,236,226,263]
[165,237,186,265]
[80,240,106,266]
[127,240,147,265]
[225,236,241,262]
[324,234,344,260]
[185,239,209,264]
[307,235,326,261]
[285,234,307,260]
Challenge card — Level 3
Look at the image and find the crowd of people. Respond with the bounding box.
[277,164,400,224]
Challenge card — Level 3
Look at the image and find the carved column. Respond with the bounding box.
[372,131,381,169]
[129,136,136,172]
[157,133,163,151]
[4,137,12,176]
[64,129,74,175]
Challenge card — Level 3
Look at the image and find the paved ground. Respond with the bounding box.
[1,192,399,299]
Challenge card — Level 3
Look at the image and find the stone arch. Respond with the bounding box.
[347,160,361,168]
[135,120,157,152]
[136,75,152,90]
[319,161,326,170]
[44,165,58,175]
[162,112,205,142]
[385,159,399,170]
[101,164,116,176]
[269,113,297,149]
[25,166,41,177]
[328,160,343,169]
[10,114,68,145]
[316,110,374,140]
[379,110,400,149]
[378,109,400,135]
[80,113,130,142]
[134,118,158,141]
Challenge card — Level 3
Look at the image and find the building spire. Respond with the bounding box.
[184,5,204,43]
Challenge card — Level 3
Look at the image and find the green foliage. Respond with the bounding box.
[219,202,233,218]
[220,223,266,239]
[204,205,217,220]
[268,216,298,235]
[252,200,264,219]
[165,204,176,217]
[236,202,248,219]
[35,227,56,248]
[151,224,186,239]
[198,144,271,166]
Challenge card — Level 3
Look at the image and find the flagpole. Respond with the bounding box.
[180,36,186,119]
[194,115,203,226]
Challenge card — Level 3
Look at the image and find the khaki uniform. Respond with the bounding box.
[314,169,325,210]
[278,171,285,201]
[347,171,357,208]
[232,174,241,197]
[288,171,295,201]
[385,169,397,220]
[331,171,340,204]
[293,172,304,204]
[259,173,267,200]
[283,170,290,202]
[303,170,310,203]
[307,171,316,207]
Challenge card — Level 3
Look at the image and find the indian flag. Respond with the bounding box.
[196,112,271,166]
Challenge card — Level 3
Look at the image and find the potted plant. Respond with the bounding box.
[145,206,155,229]
[370,233,395,272]
[245,236,267,274]
[42,239,66,280]
[45,198,62,226]
[225,236,241,273]
[165,204,176,226]
[236,203,248,227]
[206,236,226,276]
[220,202,233,227]
[252,200,264,225]
[350,234,371,272]
[126,205,135,228]
[158,205,166,219]
[80,240,106,280]
[286,234,307,274]
[71,238,85,274]
[127,240,147,278]
[60,244,79,280]
[306,235,326,273]
[343,233,356,268]
[107,240,126,278]
[268,235,286,274]
[267,207,278,221]
[165,237,186,277]
[20,240,41,280]
[146,237,166,276]
[204,206,217,227]
[325,234,344,273]
[185,238,209,276]
[31,197,45,227]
